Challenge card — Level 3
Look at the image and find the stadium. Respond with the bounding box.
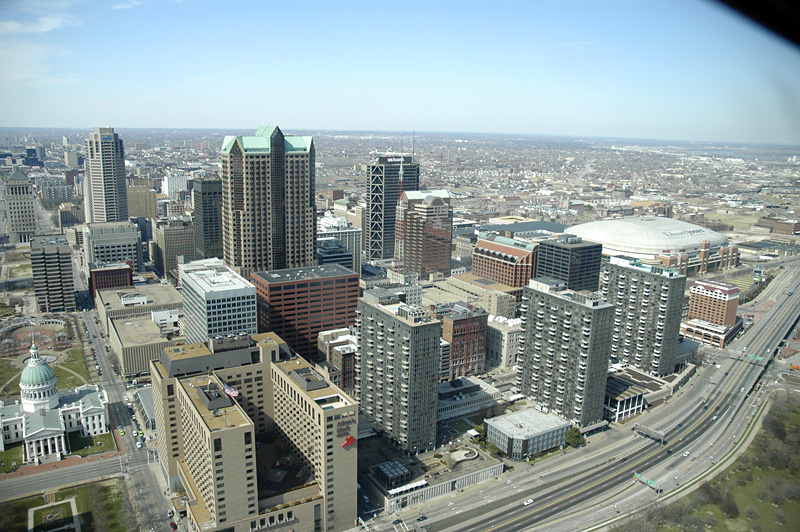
[567,217,739,275]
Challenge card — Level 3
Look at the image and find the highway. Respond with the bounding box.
[372,263,800,532]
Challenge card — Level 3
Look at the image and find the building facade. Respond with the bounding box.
[126,186,158,219]
[318,213,362,272]
[192,177,223,260]
[251,264,360,360]
[517,278,614,428]
[181,264,257,344]
[472,233,537,288]
[4,169,37,243]
[31,235,76,312]
[439,303,488,381]
[221,126,316,279]
[485,409,571,461]
[600,256,686,376]
[355,291,441,454]
[366,154,420,261]
[152,216,195,280]
[395,190,453,280]
[680,279,742,349]
[537,235,603,292]
[486,315,524,370]
[83,222,143,273]
[84,127,127,223]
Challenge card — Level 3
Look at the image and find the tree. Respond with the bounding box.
[565,426,584,448]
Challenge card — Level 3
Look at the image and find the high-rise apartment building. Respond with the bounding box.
[355,289,441,453]
[4,169,37,243]
[84,127,127,223]
[192,177,223,260]
[152,216,195,279]
[221,126,316,279]
[251,264,360,360]
[366,154,420,261]
[181,264,257,344]
[31,235,75,312]
[395,190,452,280]
[680,279,742,348]
[517,278,614,428]
[151,333,357,532]
[600,256,686,376]
[537,235,602,292]
[472,233,537,287]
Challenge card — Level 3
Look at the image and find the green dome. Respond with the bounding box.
[20,362,56,386]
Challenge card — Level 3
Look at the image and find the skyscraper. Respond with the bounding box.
[84,127,127,223]
[355,289,440,454]
[537,235,602,292]
[31,235,75,312]
[366,154,420,261]
[600,256,686,376]
[4,169,37,243]
[517,278,614,428]
[192,177,223,259]
[395,190,452,280]
[220,126,316,279]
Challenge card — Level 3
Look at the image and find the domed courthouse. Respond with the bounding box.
[0,343,109,464]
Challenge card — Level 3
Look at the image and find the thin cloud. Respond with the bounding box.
[113,1,141,9]
[0,15,72,34]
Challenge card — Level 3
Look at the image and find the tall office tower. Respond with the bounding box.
[517,278,614,428]
[192,177,223,260]
[126,186,158,218]
[434,302,488,380]
[220,126,316,280]
[151,333,357,532]
[151,216,195,280]
[355,289,441,453]
[31,235,75,312]
[395,190,452,280]
[318,212,362,272]
[680,279,742,349]
[250,264,360,360]
[84,127,127,223]
[537,235,602,292]
[366,154,420,261]
[181,264,257,344]
[4,169,37,243]
[600,257,686,376]
[83,222,143,272]
[472,233,537,287]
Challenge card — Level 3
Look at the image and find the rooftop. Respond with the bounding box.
[111,315,182,346]
[97,284,183,310]
[178,374,250,431]
[485,408,571,439]
[252,263,356,284]
[221,126,312,155]
[183,268,255,294]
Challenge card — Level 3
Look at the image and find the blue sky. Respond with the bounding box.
[1,0,799,144]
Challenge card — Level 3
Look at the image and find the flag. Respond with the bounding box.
[223,383,239,398]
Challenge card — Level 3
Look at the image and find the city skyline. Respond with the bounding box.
[0,1,799,145]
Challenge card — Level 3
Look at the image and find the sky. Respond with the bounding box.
[1,0,799,145]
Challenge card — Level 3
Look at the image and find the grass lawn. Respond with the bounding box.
[33,501,73,532]
[2,251,29,264]
[725,273,756,293]
[704,211,759,231]
[67,432,115,457]
[0,358,21,398]
[8,265,31,279]
[6,279,32,291]
[60,348,90,382]
[53,480,133,532]
[0,304,16,316]
[0,442,23,473]
[52,367,83,389]
[0,496,41,532]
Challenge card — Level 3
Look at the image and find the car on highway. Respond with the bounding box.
[170,522,177,531]
[620,457,627,462]
[523,499,534,506]
[120,429,125,435]
[683,451,690,457]
[416,516,427,522]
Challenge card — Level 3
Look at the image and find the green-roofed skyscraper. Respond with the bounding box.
[220,126,316,279]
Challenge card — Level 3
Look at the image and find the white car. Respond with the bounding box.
[683,451,690,457]
[523,499,534,506]
[136,441,143,449]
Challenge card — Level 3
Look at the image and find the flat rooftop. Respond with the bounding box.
[485,408,571,439]
[111,315,181,346]
[183,268,254,294]
[97,284,183,310]
[273,356,355,408]
[251,263,356,284]
[178,374,251,431]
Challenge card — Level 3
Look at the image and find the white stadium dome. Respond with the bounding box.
[567,217,728,260]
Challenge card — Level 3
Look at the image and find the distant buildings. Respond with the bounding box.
[192,177,223,260]
[355,289,440,454]
[84,127,127,223]
[181,264,257,344]
[31,235,75,312]
[517,278,614,429]
[536,235,602,292]
[600,256,686,376]
[680,279,743,349]
[221,126,316,279]
[4,169,37,243]
[251,264,359,360]
[395,190,453,280]
[317,213,361,271]
[366,154,420,261]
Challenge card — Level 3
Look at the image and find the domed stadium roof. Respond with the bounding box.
[567,217,728,259]
[19,343,56,387]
